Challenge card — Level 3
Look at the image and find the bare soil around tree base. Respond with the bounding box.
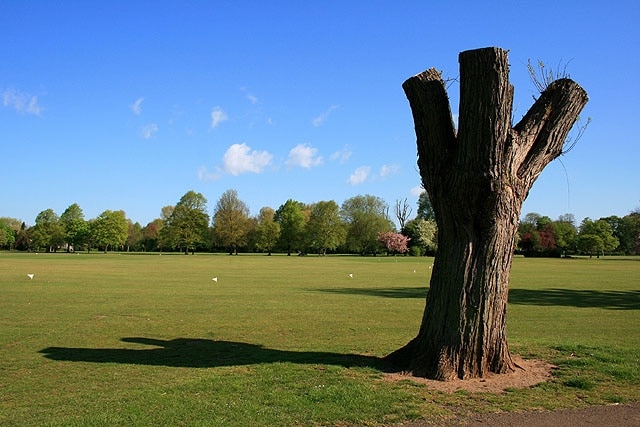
[383,356,554,394]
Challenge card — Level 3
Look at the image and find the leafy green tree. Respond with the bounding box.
[15,222,31,251]
[404,217,438,255]
[127,221,144,252]
[161,205,174,222]
[0,220,12,249]
[577,234,603,258]
[341,194,393,255]
[553,216,577,257]
[521,212,553,230]
[212,189,251,255]
[254,207,281,255]
[603,213,640,255]
[618,212,640,255]
[165,191,210,254]
[156,206,174,251]
[305,200,346,255]
[558,213,576,224]
[0,223,6,248]
[60,203,88,252]
[32,209,65,252]
[521,212,541,228]
[579,218,619,256]
[91,210,129,253]
[275,199,307,255]
[416,191,435,221]
[0,217,20,250]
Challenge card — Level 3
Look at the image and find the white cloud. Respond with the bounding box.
[211,106,228,128]
[2,89,43,115]
[330,146,352,163]
[241,87,259,104]
[380,164,400,177]
[410,186,424,197]
[130,97,144,115]
[286,143,323,169]
[223,143,273,175]
[347,166,371,185]
[312,104,339,127]
[141,123,158,139]
[197,166,222,182]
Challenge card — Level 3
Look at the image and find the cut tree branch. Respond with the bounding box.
[513,78,588,183]
[402,69,457,190]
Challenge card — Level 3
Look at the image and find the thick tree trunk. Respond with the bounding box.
[386,47,587,380]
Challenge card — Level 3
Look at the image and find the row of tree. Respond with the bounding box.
[0,191,437,256]
[1,190,637,256]
[517,211,640,257]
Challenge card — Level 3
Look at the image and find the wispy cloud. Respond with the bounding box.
[223,143,273,175]
[380,164,400,177]
[286,143,323,169]
[130,97,144,115]
[347,166,371,185]
[330,145,352,163]
[211,106,228,128]
[197,166,222,182]
[141,123,159,139]
[241,87,259,105]
[410,186,424,197]
[2,89,43,115]
[312,104,339,127]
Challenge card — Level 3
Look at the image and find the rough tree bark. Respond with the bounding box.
[386,47,588,380]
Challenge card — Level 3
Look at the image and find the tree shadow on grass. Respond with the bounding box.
[39,337,395,370]
[314,287,640,310]
[315,287,429,299]
[508,288,640,310]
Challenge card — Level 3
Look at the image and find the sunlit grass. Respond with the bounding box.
[0,253,638,425]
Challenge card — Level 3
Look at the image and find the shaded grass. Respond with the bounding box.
[0,253,638,425]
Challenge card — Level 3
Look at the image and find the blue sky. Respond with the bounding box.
[2,1,638,227]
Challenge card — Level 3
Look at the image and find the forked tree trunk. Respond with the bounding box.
[386,47,588,380]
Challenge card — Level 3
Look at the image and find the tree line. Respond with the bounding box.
[0,190,638,256]
[517,211,640,257]
[0,190,432,256]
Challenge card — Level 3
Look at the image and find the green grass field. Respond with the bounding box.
[1,253,638,426]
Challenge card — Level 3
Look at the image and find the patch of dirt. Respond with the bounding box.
[462,402,640,426]
[383,356,555,394]
[392,403,640,427]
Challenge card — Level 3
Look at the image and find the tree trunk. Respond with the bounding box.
[386,47,588,380]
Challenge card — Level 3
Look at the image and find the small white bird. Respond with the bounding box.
[212,277,218,282]
[27,274,34,280]
[348,273,353,278]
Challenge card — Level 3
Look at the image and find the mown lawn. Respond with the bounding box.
[1,253,638,426]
